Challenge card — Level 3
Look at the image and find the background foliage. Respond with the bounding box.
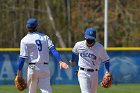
[0,0,140,48]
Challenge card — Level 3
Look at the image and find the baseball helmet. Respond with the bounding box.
[85,28,96,39]
[26,18,39,28]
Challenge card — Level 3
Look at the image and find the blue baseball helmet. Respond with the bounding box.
[85,28,96,39]
[26,18,39,28]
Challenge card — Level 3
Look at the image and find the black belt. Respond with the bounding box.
[80,67,98,72]
[29,63,48,65]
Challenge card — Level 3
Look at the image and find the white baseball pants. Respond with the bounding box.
[27,64,52,93]
[78,69,98,93]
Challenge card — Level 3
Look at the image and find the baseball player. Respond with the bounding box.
[70,28,110,93]
[15,18,69,93]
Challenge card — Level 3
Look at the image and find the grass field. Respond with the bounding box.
[0,84,140,93]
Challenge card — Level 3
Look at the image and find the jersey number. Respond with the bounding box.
[35,40,42,51]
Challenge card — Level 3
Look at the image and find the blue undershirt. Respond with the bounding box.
[50,46,62,62]
[105,61,110,72]
[71,51,78,62]
[17,57,26,70]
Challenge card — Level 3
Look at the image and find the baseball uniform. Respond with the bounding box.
[16,18,69,93]
[71,28,110,93]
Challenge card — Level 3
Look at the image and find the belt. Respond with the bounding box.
[29,63,48,65]
[80,67,98,72]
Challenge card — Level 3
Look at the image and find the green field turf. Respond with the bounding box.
[0,84,140,93]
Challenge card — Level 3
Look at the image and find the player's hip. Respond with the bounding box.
[78,67,98,77]
[27,66,50,78]
[27,63,49,71]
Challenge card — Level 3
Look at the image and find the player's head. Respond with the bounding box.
[26,18,39,32]
[85,28,96,45]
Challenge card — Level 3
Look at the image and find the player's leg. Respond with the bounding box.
[27,67,38,93]
[28,78,38,93]
[78,70,92,93]
[38,70,52,93]
[38,76,52,93]
[90,71,98,93]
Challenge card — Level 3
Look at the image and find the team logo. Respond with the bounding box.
[90,31,94,36]
[80,52,97,60]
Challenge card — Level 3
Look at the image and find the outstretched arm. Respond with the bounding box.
[50,46,69,69]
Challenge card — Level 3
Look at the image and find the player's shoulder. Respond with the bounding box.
[75,40,85,46]
[95,42,104,49]
[21,34,28,42]
[21,32,47,41]
[35,32,52,41]
[32,31,50,39]
[35,31,46,36]
[95,42,103,46]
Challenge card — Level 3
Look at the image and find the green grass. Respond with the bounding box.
[0,84,140,93]
[98,84,140,93]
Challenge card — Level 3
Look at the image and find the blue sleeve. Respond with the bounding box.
[71,51,78,62]
[105,61,110,72]
[50,46,62,62]
[17,57,26,70]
